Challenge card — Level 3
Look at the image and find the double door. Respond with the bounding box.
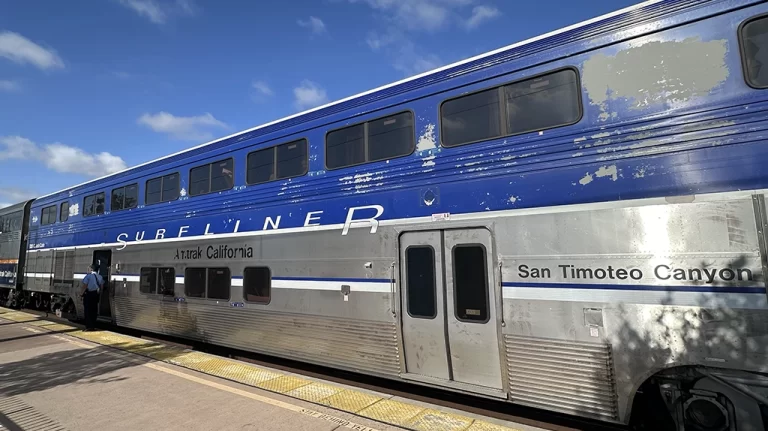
[399,228,504,394]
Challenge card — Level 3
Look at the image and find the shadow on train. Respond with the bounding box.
[623,256,768,430]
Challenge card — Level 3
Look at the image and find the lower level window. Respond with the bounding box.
[140,267,176,296]
[243,267,271,303]
[184,267,231,300]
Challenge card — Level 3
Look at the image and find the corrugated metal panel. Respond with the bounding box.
[114,298,401,377]
[505,335,618,421]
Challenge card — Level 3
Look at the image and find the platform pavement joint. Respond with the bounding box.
[0,310,523,431]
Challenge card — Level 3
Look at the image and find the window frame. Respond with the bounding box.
[439,66,583,148]
[145,172,180,206]
[188,157,235,197]
[111,183,139,212]
[404,245,438,320]
[246,139,309,186]
[738,14,768,89]
[450,243,491,324]
[41,205,57,226]
[324,110,416,171]
[242,266,272,304]
[60,202,69,222]
[184,267,231,301]
[82,192,106,217]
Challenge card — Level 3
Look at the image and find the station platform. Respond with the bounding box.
[0,309,544,431]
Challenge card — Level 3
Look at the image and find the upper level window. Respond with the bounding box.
[326,111,414,170]
[83,192,105,217]
[740,16,768,88]
[111,183,138,212]
[60,202,69,222]
[441,68,582,147]
[246,139,308,185]
[190,158,234,197]
[41,205,57,225]
[146,173,179,205]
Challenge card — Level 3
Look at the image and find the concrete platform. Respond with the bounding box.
[0,310,543,431]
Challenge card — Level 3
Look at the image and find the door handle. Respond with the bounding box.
[390,262,396,318]
[498,261,505,327]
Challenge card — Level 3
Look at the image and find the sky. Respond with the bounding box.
[0,0,641,208]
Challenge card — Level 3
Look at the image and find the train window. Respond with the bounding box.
[326,111,414,170]
[452,245,489,323]
[146,173,179,205]
[60,202,69,222]
[83,192,105,217]
[405,246,437,319]
[740,16,768,88]
[505,69,581,135]
[207,268,231,300]
[441,68,582,147]
[243,267,271,303]
[246,139,308,185]
[184,267,230,299]
[190,158,234,197]
[140,267,176,295]
[441,88,501,147]
[140,267,157,294]
[184,268,206,298]
[41,205,57,225]
[111,183,138,212]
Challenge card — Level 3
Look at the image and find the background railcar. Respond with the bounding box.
[2,0,768,429]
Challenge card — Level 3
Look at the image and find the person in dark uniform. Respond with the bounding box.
[80,264,103,331]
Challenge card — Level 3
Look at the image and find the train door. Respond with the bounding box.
[399,228,504,395]
[92,250,112,318]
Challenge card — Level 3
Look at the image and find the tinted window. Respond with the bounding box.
[162,173,179,201]
[125,184,138,209]
[452,245,489,322]
[505,69,580,135]
[41,205,57,225]
[60,202,69,222]
[247,146,275,184]
[741,16,768,88]
[406,246,436,318]
[111,187,125,211]
[368,112,414,162]
[326,113,414,170]
[211,159,234,193]
[276,140,307,179]
[83,192,105,217]
[207,268,231,300]
[146,178,162,205]
[184,268,206,298]
[190,165,210,196]
[140,267,157,294]
[159,268,175,296]
[326,124,365,169]
[441,88,501,147]
[243,267,271,303]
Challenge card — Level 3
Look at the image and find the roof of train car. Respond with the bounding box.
[0,201,31,216]
[36,0,666,201]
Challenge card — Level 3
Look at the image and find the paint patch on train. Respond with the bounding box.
[582,37,728,121]
[416,123,436,151]
[595,165,619,181]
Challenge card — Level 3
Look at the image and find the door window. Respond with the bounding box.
[452,245,490,323]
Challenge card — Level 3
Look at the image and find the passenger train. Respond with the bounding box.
[2,0,768,429]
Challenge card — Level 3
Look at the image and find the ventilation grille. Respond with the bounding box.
[505,335,619,421]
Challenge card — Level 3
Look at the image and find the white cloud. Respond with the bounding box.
[348,0,475,32]
[0,187,35,203]
[367,28,443,76]
[137,111,229,141]
[251,80,273,97]
[293,80,329,111]
[0,31,64,70]
[0,136,127,178]
[118,0,198,24]
[297,16,327,35]
[0,80,20,92]
[463,5,499,29]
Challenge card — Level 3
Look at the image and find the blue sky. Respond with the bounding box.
[0,0,640,207]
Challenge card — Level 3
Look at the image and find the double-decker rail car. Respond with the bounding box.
[4,0,768,429]
[0,201,31,307]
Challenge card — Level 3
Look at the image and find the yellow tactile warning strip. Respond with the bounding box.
[0,310,522,431]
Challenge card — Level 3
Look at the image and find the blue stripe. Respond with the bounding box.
[272,276,393,283]
[503,281,767,294]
